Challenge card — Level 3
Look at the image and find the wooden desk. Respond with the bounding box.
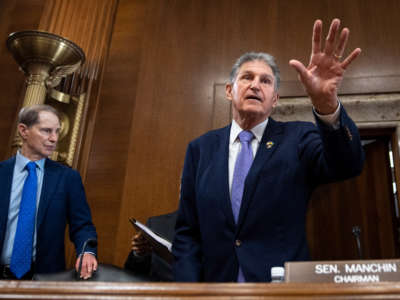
[1,281,400,299]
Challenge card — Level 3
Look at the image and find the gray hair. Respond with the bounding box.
[229,52,280,90]
[18,104,60,127]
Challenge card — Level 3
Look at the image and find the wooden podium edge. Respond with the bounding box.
[2,281,400,299]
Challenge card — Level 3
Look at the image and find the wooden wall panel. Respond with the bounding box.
[307,138,398,260]
[113,0,235,266]
[2,0,400,269]
[83,0,149,265]
[37,0,118,172]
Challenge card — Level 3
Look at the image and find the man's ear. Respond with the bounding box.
[272,93,280,108]
[225,83,233,101]
[17,123,28,139]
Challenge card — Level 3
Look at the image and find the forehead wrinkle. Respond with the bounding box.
[238,64,273,76]
[238,70,275,81]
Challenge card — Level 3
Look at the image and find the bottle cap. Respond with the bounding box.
[271,266,284,277]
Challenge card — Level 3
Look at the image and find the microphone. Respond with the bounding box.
[352,226,363,259]
[76,238,97,280]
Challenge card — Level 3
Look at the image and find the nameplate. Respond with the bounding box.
[285,259,400,283]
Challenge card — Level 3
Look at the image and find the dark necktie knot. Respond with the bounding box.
[239,130,254,144]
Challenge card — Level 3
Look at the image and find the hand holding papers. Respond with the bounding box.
[129,218,174,264]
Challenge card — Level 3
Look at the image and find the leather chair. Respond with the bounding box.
[33,263,152,282]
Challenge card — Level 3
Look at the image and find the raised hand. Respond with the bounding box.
[289,19,361,114]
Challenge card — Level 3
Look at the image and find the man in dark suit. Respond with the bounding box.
[0,104,97,280]
[125,211,177,281]
[172,19,365,282]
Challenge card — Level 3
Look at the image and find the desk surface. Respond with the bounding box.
[1,281,400,299]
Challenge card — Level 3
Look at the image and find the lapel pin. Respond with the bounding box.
[266,141,274,149]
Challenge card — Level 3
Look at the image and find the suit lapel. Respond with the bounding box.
[0,157,16,240]
[36,159,60,230]
[212,126,236,229]
[237,118,284,229]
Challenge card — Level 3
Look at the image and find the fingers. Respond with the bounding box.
[131,232,152,255]
[76,253,98,280]
[86,262,93,277]
[312,19,322,55]
[341,48,362,69]
[132,241,152,255]
[94,259,98,271]
[324,18,341,55]
[132,233,148,247]
[83,255,97,279]
[75,256,81,271]
[133,232,145,241]
[335,27,350,59]
[322,19,360,66]
[289,59,309,81]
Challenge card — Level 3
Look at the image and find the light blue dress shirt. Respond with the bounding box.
[0,152,45,265]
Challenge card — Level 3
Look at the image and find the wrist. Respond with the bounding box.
[313,98,339,115]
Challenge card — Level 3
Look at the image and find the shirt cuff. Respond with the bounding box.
[82,251,96,257]
[314,102,341,130]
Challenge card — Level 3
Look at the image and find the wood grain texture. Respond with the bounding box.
[83,0,149,265]
[2,0,400,269]
[3,281,400,299]
[308,135,398,260]
[94,0,400,266]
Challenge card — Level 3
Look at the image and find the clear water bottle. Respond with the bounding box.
[270,266,285,282]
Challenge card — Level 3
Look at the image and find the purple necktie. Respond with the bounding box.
[231,130,254,282]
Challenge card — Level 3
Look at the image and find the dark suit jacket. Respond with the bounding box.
[0,157,97,274]
[125,211,177,281]
[172,108,365,282]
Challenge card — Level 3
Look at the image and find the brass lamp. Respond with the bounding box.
[7,30,85,154]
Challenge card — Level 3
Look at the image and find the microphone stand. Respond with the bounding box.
[352,226,363,259]
[76,238,97,280]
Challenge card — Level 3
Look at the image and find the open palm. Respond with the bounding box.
[289,19,361,115]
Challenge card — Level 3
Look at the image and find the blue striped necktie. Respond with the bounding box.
[10,161,38,279]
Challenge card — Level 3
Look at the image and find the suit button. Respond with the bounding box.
[235,239,242,247]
